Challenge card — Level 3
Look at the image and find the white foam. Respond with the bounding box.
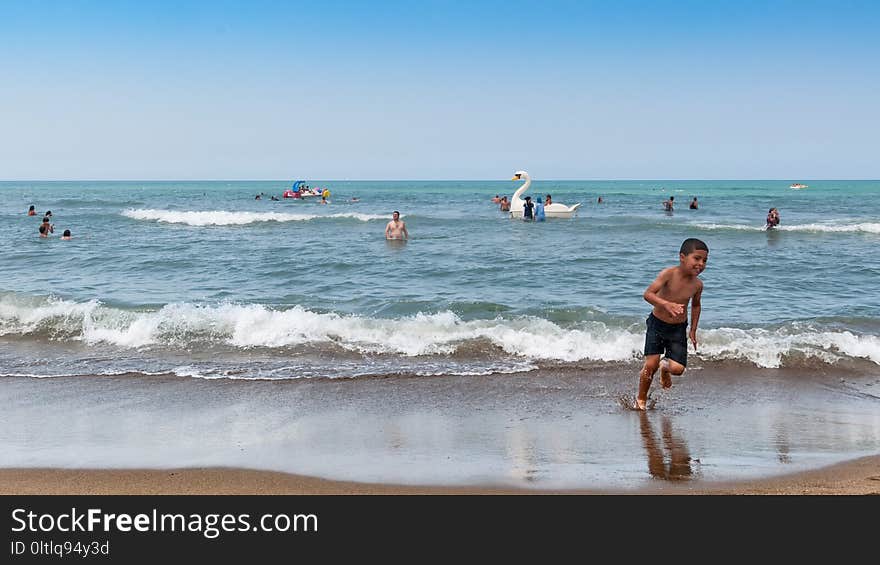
[778,223,880,234]
[693,222,880,234]
[2,294,879,367]
[699,328,880,368]
[122,209,387,226]
[693,223,766,232]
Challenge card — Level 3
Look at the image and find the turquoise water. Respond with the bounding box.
[1,179,879,379]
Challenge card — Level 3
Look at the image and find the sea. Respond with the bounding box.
[2,179,879,487]
[3,179,879,380]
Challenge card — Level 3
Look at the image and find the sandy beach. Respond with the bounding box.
[2,454,879,495]
[2,365,878,495]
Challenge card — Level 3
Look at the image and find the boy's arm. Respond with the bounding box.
[689,281,703,349]
[384,222,391,237]
[643,269,684,318]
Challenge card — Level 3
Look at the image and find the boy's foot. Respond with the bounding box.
[660,358,672,389]
[634,398,647,411]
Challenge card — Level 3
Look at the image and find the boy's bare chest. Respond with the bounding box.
[662,275,699,303]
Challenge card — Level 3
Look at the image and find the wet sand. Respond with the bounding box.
[2,454,879,494]
[2,365,879,492]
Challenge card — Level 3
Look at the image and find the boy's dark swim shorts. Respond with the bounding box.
[644,313,688,366]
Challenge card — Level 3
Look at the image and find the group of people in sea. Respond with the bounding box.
[256,185,333,204]
[493,193,563,220]
[28,205,72,240]
[663,196,701,211]
[494,192,780,227]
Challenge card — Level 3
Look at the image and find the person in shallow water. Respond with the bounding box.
[534,196,546,221]
[385,210,409,240]
[766,207,780,229]
[635,238,708,410]
[522,196,534,221]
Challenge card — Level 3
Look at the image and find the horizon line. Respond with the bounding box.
[2,178,878,182]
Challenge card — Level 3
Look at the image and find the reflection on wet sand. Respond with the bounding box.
[774,420,792,464]
[638,412,696,481]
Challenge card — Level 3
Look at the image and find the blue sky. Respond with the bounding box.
[1,0,878,179]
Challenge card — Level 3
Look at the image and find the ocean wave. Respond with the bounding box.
[121,209,387,226]
[778,223,880,234]
[1,295,879,368]
[693,222,880,234]
[698,327,880,367]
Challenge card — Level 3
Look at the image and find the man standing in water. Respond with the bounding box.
[385,210,409,240]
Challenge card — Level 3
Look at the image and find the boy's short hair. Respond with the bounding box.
[680,238,708,255]
[63,229,71,236]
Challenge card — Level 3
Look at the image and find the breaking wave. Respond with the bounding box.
[1,294,879,369]
[122,209,388,226]
[693,222,880,234]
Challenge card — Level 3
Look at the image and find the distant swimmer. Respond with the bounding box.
[27,205,36,216]
[534,196,546,222]
[61,229,72,240]
[765,207,780,229]
[499,196,510,211]
[597,196,603,204]
[351,197,360,202]
[385,210,409,240]
[38,224,49,238]
[663,196,674,212]
[492,194,501,203]
[689,197,698,210]
[41,216,54,234]
[634,238,708,411]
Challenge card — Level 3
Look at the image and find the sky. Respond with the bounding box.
[1,0,878,180]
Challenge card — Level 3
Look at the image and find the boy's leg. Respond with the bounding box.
[660,358,685,388]
[660,324,689,388]
[637,355,661,410]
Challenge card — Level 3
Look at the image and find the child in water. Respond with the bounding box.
[766,208,780,229]
[522,196,534,221]
[534,197,546,221]
[635,238,708,410]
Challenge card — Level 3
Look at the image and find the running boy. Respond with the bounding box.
[635,238,708,410]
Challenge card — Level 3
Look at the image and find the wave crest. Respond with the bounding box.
[693,222,880,234]
[1,294,879,368]
[122,209,387,226]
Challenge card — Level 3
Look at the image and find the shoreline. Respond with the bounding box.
[3,368,879,491]
[2,454,879,495]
